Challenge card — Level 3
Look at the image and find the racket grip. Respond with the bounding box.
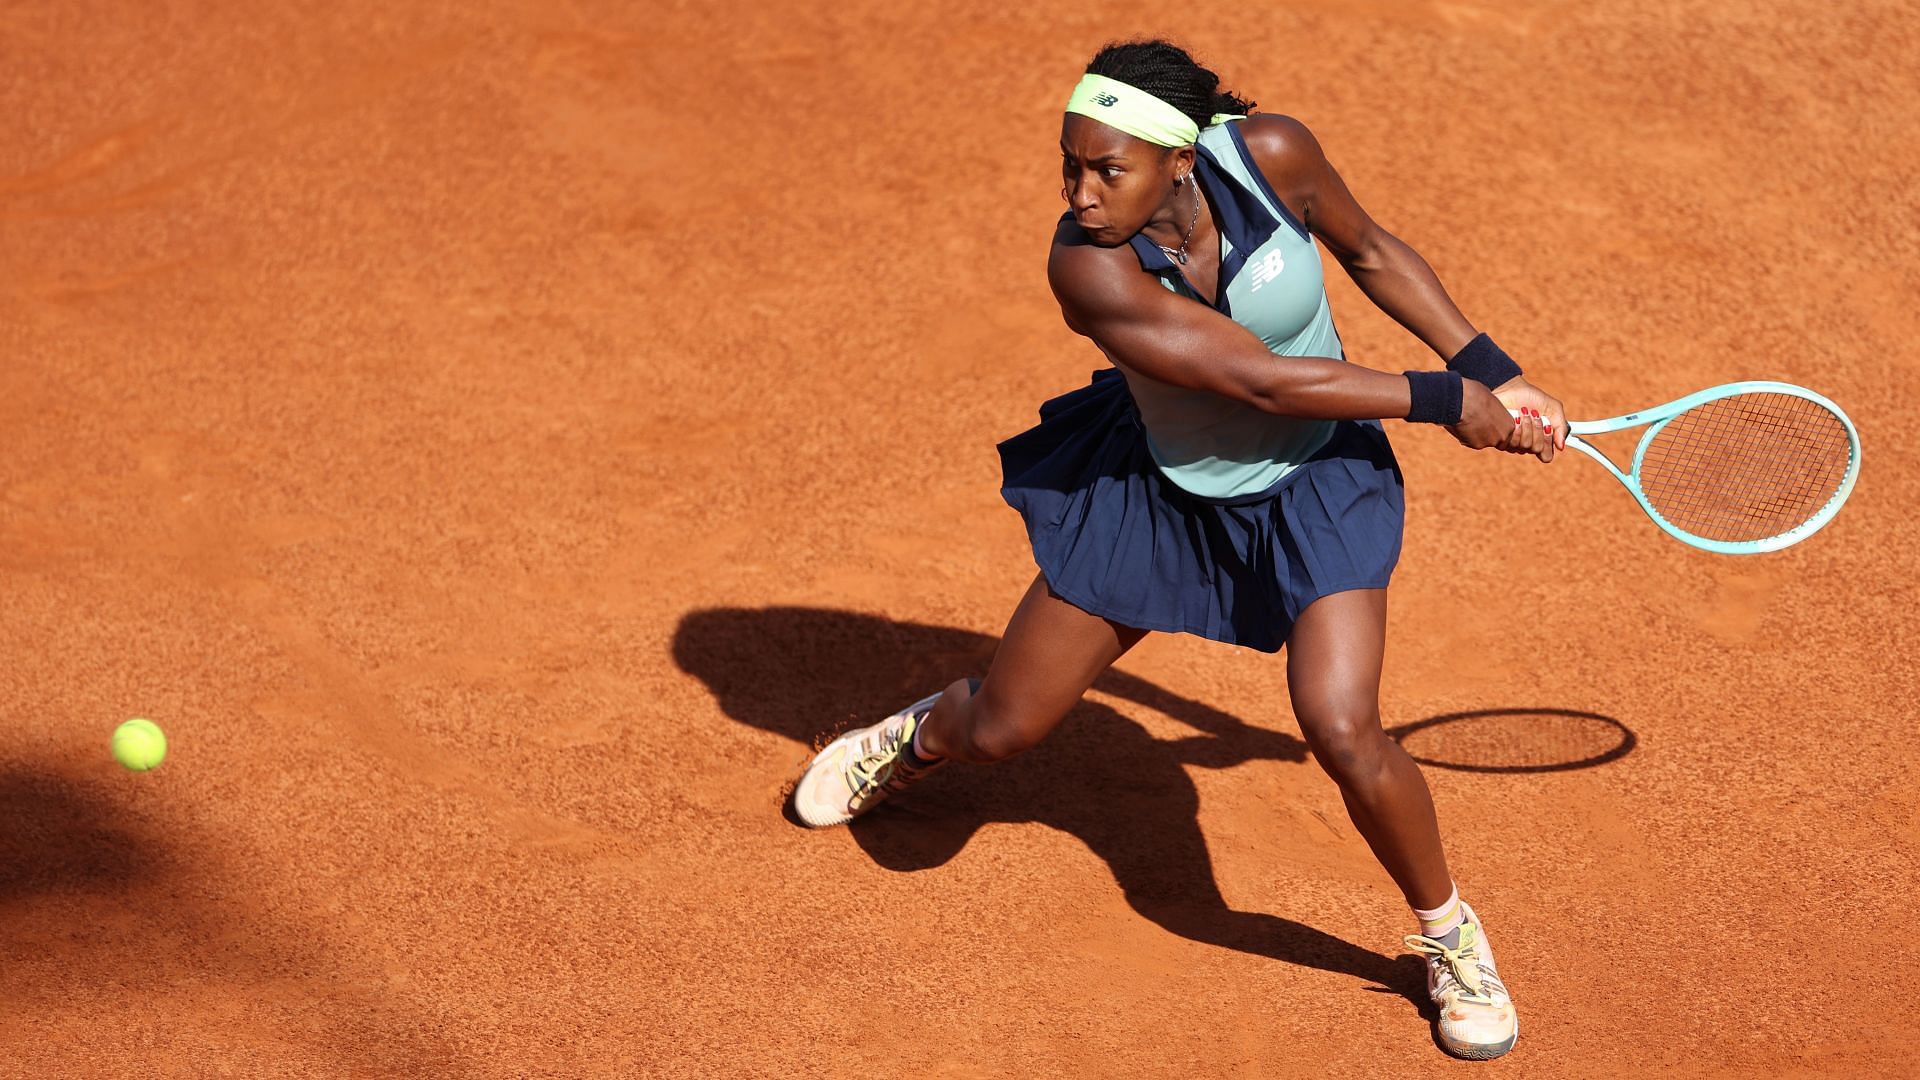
[1506,407,1554,434]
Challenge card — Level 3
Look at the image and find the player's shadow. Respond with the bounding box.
[672,605,1431,1011]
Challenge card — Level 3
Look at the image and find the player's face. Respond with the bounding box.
[1060,114,1188,245]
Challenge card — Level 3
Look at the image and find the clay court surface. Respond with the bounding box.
[3,1,1917,1075]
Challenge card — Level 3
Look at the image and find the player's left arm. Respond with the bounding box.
[1238,114,1567,455]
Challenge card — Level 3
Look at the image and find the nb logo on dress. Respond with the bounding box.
[1248,250,1286,292]
[1092,93,1119,106]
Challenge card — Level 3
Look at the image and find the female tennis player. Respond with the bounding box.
[792,39,1567,1060]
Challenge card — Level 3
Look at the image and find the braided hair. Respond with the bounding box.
[1084,40,1258,132]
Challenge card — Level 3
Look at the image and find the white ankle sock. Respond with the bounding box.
[1413,884,1465,940]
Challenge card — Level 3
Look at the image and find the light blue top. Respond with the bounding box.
[1093,118,1344,500]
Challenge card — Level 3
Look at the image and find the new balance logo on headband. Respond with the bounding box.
[1249,250,1287,292]
[1092,93,1118,107]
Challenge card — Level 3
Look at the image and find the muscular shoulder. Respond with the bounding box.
[1047,217,1153,333]
[1234,113,1327,178]
[1233,114,1331,220]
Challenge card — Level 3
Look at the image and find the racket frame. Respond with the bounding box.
[1561,380,1861,554]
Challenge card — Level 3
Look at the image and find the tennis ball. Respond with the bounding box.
[112,718,167,772]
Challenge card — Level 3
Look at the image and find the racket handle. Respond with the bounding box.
[1507,407,1554,434]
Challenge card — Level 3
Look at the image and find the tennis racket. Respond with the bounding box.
[1521,381,1861,554]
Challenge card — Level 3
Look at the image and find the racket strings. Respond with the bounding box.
[1637,392,1853,543]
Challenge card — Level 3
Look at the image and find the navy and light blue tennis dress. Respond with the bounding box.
[997,117,1404,653]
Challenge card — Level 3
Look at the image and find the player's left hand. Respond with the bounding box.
[1491,376,1567,461]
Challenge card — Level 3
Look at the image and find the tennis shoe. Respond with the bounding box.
[1403,902,1518,1060]
[791,692,946,828]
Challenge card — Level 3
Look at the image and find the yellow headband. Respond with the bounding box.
[1064,73,1243,147]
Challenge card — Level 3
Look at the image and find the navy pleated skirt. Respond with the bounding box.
[997,367,1406,653]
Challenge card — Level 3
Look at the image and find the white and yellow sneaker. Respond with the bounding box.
[1403,903,1519,1060]
[791,692,947,828]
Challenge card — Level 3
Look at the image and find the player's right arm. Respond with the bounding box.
[1046,223,1512,446]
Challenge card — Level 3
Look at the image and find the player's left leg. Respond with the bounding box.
[1286,588,1518,1060]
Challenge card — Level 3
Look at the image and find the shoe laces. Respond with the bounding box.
[1402,923,1504,1004]
[845,715,922,799]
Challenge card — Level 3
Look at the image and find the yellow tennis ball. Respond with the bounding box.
[112,718,167,772]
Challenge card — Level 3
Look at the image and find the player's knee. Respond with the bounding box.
[1301,708,1389,784]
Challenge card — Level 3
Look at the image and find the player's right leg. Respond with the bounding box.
[790,572,1148,827]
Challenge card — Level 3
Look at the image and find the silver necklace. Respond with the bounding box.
[1157,178,1201,265]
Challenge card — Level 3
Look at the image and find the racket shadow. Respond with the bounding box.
[1385,708,1637,774]
[673,605,1429,1013]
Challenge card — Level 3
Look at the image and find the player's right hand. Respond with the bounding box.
[1446,379,1521,450]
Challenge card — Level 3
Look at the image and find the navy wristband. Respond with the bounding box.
[1446,333,1523,389]
[1404,370,1464,425]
